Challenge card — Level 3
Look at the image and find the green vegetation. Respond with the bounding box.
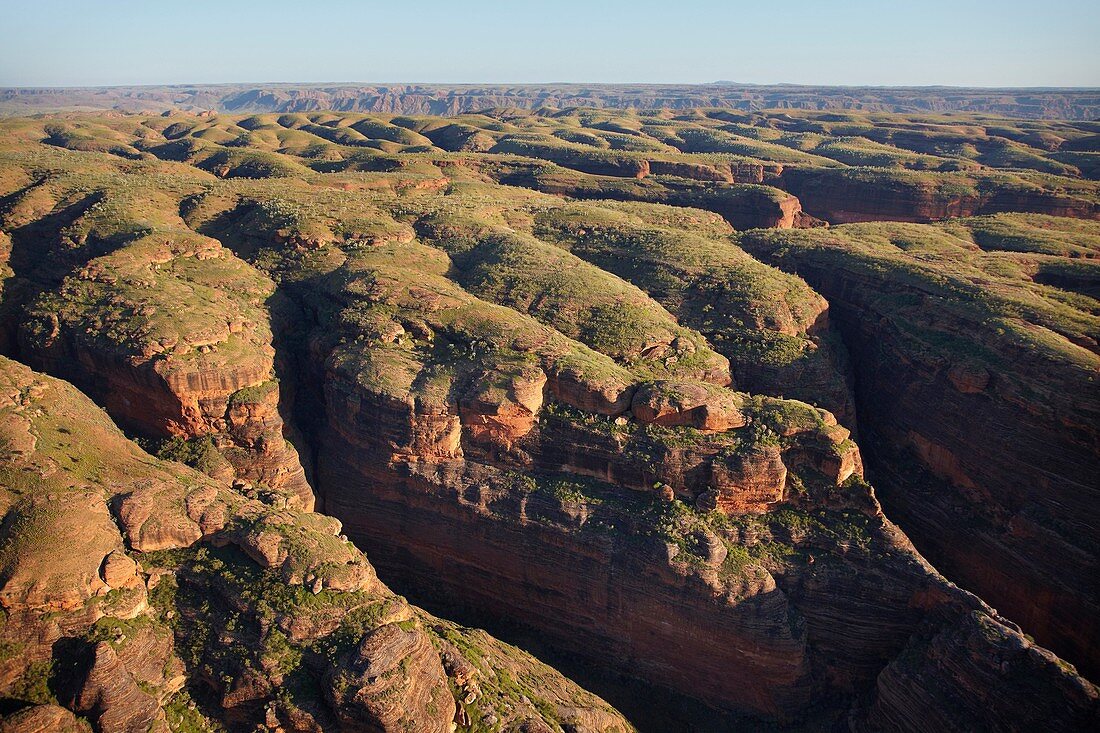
[164,690,223,733]
[0,105,1094,729]
[7,659,56,706]
[451,231,728,380]
[143,544,385,699]
[741,216,1100,372]
[155,435,228,475]
[228,379,279,406]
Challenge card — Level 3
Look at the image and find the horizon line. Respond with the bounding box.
[4,80,1100,92]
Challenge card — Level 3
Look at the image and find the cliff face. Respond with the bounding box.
[485,159,806,230]
[321,458,819,718]
[246,167,1089,724]
[1,111,1098,732]
[0,356,633,733]
[779,167,1100,223]
[741,217,1100,680]
[856,599,1100,733]
[0,171,313,508]
[311,336,1095,726]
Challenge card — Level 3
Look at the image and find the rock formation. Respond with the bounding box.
[0,356,632,732]
[779,167,1099,223]
[741,216,1100,679]
[0,108,1097,732]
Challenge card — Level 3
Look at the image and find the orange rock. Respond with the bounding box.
[325,624,454,733]
[908,432,979,491]
[74,642,164,733]
[0,705,91,733]
[947,362,991,393]
[461,368,547,449]
[546,369,635,416]
[709,446,788,513]
[631,381,746,432]
[100,551,140,591]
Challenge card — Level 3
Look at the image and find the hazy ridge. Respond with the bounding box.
[2,82,1099,119]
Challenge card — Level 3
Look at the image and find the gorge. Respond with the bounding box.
[0,105,1097,732]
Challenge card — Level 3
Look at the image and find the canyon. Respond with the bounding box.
[0,107,1097,732]
[740,217,1100,679]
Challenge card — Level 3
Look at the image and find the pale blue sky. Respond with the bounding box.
[1,0,1098,87]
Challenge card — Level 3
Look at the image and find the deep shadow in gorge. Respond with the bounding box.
[262,275,834,731]
[335,530,849,733]
[263,220,1099,728]
[774,270,1100,683]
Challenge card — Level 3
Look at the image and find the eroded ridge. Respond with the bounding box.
[0,110,1097,732]
[0,356,632,732]
[742,216,1100,678]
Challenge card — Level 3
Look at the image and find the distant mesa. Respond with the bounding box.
[2,82,1100,119]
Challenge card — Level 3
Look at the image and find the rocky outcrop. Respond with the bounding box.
[0,490,130,616]
[741,220,1100,679]
[648,158,769,184]
[544,368,635,416]
[318,441,1096,728]
[16,232,313,509]
[526,201,858,426]
[707,445,788,513]
[485,140,772,186]
[630,380,747,431]
[0,705,92,733]
[308,283,1088,724]
[860,609,1100,732]
[73,642,165,733]
[0,357,632,733]
[320,455,819,719]
[325,624,455,733]
[460,366,547,450]
[485,158,807,230]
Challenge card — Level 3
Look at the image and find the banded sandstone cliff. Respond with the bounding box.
[0,109,1097,732]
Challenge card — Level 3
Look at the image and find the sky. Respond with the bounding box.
[1,0,1098,88]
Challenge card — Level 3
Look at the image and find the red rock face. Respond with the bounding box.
[709,446,788,513]
[309,342,882,719]
[20,307,313,510]
[325,624,455,733]
[860,609,1100,733]
[73,642,165,733]
[0,357,630,733]
[630,381,747,432]
[486,160,807,230]
[0,705,92,733]
[745,256,1100,680]
[319,454,820,720]
[314,439,1099,728]
[305,336,1095,725]
[699,190,805,230]
[779,168,1100,223]
[460,369,546,450]
[544,370,634,417]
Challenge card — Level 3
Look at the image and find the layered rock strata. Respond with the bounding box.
[741,217,1100,679]
[1,111,1097,732]
[0,356,633,732]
